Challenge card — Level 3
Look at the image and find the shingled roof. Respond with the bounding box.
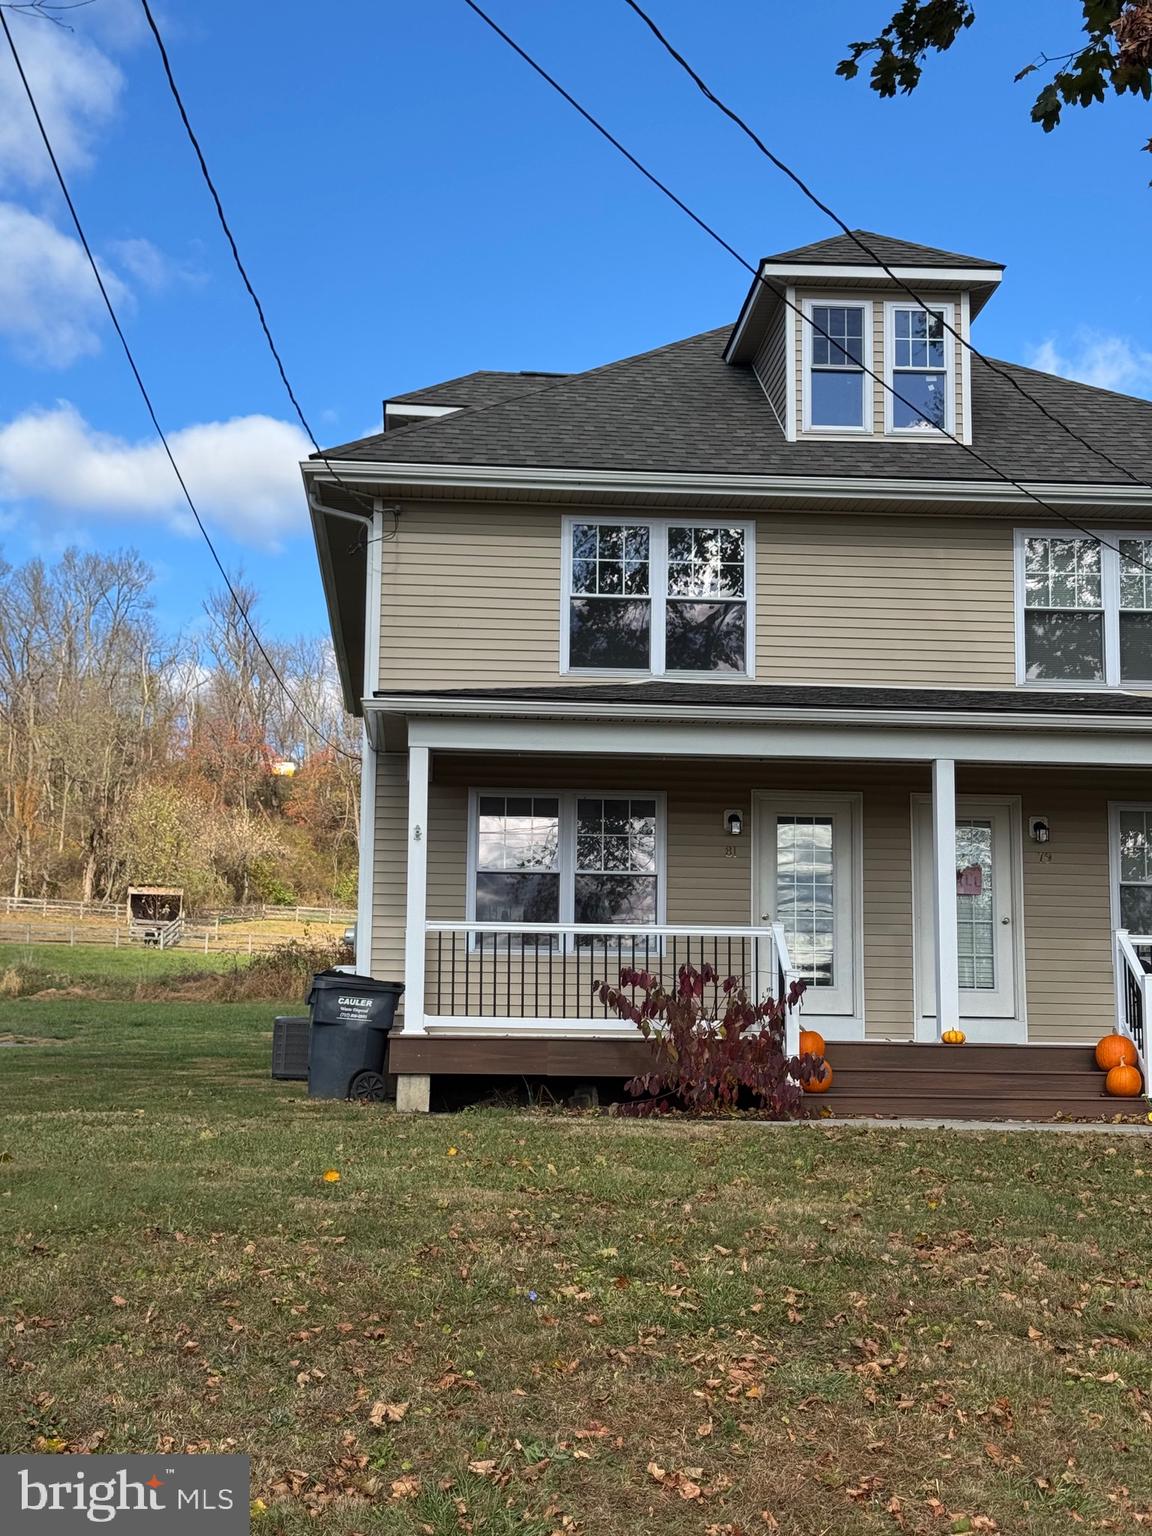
[390,369,567,407]
[762,229,1003,269]
[315,325,1152,486]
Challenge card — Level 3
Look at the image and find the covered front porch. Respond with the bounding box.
[370,694,1152,1114]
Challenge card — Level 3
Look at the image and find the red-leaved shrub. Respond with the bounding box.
[598,962,814,1117]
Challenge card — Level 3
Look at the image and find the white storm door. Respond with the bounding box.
[759,796,859,1023]
[914,797,1021,1032]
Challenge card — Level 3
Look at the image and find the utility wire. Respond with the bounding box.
[621,0,1152,497]
[460,0,1152,573]
[136,0,391,542]
[0,8,358,761]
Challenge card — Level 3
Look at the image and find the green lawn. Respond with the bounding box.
[1,1000,1150,1534]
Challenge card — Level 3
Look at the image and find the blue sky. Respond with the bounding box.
[1,0,1149,640]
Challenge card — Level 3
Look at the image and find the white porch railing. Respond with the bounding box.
[422,921,802,1053]
[1114,930,1150,1087]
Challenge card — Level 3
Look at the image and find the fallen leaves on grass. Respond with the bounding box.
[390,1475,421,1499]
[367,1400,409,1428]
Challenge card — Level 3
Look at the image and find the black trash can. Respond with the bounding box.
[306,970,404,1101]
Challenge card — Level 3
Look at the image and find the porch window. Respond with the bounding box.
[474,795,561,926]
[470,789,663,937]
[565,518,753,675]
[1017,532,1152,684]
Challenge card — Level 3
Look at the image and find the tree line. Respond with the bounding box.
[0,547,360,911]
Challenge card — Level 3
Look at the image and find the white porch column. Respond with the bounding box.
[402,745,430,1034]
[931,757,960,1038]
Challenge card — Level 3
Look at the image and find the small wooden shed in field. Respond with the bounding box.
[126,886,184,944]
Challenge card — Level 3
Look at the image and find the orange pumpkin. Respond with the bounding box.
[1095,1033,1138,1071]
[798,1029,826,1058]
[802,1059,833,1094]
[1105,1063,1143,1098]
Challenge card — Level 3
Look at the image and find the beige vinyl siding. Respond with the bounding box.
[752,300,789,433]
[376,754,1133,1043]
[369,753,409,1004]
[755,515,1016,684]
[376,504,1017,691]
[378,504,562,690]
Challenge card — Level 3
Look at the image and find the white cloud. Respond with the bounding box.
[1029,331,1152,399]
[0,404,313,548]
[0,16,123,189]
[0,201,131,366]
[105,236,206,292]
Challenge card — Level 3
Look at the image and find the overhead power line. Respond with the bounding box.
[459,0,1152,573]
[136,0,389,541]
[0,7,358,762]
[620,0,1152,498]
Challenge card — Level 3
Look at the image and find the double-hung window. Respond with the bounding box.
[1017,532,1152,684]
[886,303,952,433]
[471,790,663,942]
[565,518,752,675]
[806,302,868,430]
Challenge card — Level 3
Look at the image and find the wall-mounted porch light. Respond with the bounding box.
[1028,816,1050,844]
[725,809,744,837]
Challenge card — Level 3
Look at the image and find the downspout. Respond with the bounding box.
[356,501,385,973]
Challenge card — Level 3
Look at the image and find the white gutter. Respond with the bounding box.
[366,692,1152,735]
[302,459,1152,510]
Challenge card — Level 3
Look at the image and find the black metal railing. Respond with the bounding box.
[426,923,780,1022]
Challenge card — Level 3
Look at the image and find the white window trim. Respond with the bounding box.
[560,514,756,679]
[466,787,668,949]
[1013,527,1152,688]
[882,299,956,439]
[801,295,874,436]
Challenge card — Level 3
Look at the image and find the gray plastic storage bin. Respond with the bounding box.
[271,1015,310,1080]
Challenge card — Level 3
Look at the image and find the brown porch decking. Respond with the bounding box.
[385,1035,1132,1120]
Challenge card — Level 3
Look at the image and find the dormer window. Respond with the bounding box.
[885,303,954,434]
[805,301,869,431]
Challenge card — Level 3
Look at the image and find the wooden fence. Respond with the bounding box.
[0,895,354,925]
[0,922,351,956]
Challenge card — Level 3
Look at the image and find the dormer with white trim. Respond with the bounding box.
[724,231,1003,447]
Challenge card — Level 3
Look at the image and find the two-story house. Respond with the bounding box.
[304,231,1152,1117]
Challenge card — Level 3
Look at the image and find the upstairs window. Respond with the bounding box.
[565,518,753,675]
[1022,536,1103,682]
[887,304,951,433]
[806,302,868,430]
[1017,532,1152,685]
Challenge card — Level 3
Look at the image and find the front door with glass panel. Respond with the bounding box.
[913,798,1021,1038]
[757,796,859,1031]
[1111,804,1152,941]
